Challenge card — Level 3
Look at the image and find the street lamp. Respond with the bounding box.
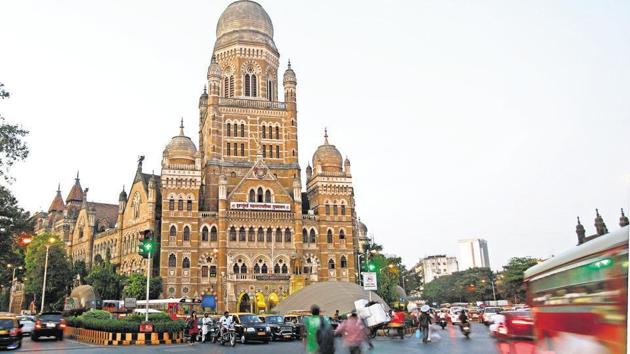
[40,237,56,313]
[7,264,23,313]
[481,277,497,301]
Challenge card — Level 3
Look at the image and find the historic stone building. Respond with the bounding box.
[34,0,367,312]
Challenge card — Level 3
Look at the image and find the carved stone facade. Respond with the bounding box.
[34,0,366,312]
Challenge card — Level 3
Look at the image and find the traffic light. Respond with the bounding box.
[138,237,157,259]
[367,262,377,272]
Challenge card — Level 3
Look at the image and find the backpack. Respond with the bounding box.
[316,317,335,354]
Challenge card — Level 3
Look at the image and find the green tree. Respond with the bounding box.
[72,260,88,283]
[122,273,162,300]
[0,185,32,285]
[0,83,29,183]
[423,267,497,305]
[498,257,539,303]
[24,233,73,311]
[85,261,124,300]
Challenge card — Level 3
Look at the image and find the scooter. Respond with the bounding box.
[460,322,471,339]
[218,326,237,347]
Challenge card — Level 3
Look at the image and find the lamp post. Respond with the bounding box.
[40,237,56,313]
[7,264,23,313]
[481,277,497,301]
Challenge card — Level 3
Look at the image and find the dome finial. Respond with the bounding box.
[76,170,80,181]
[203,85,207,95]
[179,117,184,135]
[288,59,291,69]
[57,183,61,192]
[324,127,329,144]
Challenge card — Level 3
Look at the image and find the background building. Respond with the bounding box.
[412,255,458,287]
[458,238,490,270]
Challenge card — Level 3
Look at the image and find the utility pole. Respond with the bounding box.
[40,239,54,313]
[145,247,151,322]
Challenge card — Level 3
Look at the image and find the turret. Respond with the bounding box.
[207,55,222,97]
[594,209,608,236]
[344,157,351,176]
[576,217,586,245]
[305,163,312,180]
[620,208,629,227]
[118,186,127,213]
[283,60,297,103]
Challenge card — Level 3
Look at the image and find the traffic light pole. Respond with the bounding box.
[145,247,151,322]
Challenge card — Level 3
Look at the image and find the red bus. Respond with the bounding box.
[524,225,628,354]
[136,298,202,320]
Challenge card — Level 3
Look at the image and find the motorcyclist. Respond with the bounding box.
[458,310,469,326]
[219,311,234,337]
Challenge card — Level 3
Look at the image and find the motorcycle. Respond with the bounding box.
[438,317,447,330]
[218,326,237,347]
[460,322,471,339]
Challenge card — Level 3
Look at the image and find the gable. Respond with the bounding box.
[123,180,149,224]
[227,159,294,206]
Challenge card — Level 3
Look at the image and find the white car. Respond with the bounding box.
[488,314,506,337]
[481,307,502,325]
[449,307,464,324]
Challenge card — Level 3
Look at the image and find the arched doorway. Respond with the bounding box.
[237,292,251,313]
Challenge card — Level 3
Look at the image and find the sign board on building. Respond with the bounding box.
[362,272,378,291]
[230,202,291,212]
[124,297,137,309]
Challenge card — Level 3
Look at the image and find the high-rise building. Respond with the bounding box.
[412,255,458,285]
[458,239,490,270]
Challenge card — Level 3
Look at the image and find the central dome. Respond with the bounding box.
[312,131,343,173]
[216,0,274,40]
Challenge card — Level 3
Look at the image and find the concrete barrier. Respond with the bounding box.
[66,327,184,345]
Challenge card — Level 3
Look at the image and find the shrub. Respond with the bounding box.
[152,319,186,334]
[79,309,113,321]
[121,312,170,323]
[63,308,87,318]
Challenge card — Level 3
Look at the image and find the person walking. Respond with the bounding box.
[187,311,199,344]
[201,313,212,343]
[418,305,432,343]
[335,312,367,354]
[303,304,334,354]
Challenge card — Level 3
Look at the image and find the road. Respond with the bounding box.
[19,323,536,354]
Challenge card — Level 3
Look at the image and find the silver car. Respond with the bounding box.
[17,316,35,336]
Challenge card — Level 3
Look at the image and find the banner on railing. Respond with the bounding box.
[230,202,290,212]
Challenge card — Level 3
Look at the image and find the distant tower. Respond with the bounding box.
[576,216,586,245]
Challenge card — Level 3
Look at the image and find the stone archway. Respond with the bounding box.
[237,292,251,313]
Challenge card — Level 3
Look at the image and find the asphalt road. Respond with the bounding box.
[18,323,536,354]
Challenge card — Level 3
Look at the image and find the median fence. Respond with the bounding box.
[66,327,184,345]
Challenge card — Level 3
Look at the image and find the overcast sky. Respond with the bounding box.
[1,0,629,270]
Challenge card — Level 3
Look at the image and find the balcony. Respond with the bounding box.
[226,210,293,220]
[219,98,287,110]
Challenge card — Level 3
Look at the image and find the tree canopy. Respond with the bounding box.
[422,267,496,305]
[24,233,73,311]
[122,273,162,300]
[497,257,540,303]
[0,83,29,183]
[85,261,125,300]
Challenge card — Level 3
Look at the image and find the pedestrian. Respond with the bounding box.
[418,305,432,343]
[335,312,367,354]
[201,313,212,343]
[187,311,199,344]
[303,304,334,354]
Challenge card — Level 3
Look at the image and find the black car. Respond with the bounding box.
[282,315,305,340]
[32,312,65,341]
[259,315,296,341]
[233,313,271,344]
[0,313,22,350]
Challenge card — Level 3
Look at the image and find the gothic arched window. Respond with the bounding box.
[333,204,338,216]
[239,227,246,241]
[302,229,308,243]
[248,227,255,242]
[254,263,260,274]
[240,123,245,137]
[276,146,280,158]
[340,256,348,268]
[169,226,176,237]
[282,264,288,274]
[244,74,251,96]
[258,227,264,242]
[275,228,282,242]
[233,263,240,274]
[262,144,266,158]
[249,189,256,202]
[240,264,247,274]
[229,226,236,241]
[226,123,231,137]
[201,266,208,277]
[183,226,190,242]
[267,80,272,101]
[325,203,330,215]
[234,124,238,137]
[168,254,176,267]
[309,229,316,243]
[182,257,190,269]
[178,198,183,211]
[241,143,245,156]
[328,259,335,269]
[341,204,346,216]
[210,226,217,242]
[224,77,229,98]
[327,230,333,244]
[269,145,273,158]
[168,197,174,211]
[275,126,279,139]
[339,229,346,240]
[229,75,234,97]
[201,226,208,242]
[186,199,192,211]
[251,74,257,97]
[274,263,280,274]
[261,263,268,274]
[284,228,292,242]
[257,187,264,203]
[265,190,272,203]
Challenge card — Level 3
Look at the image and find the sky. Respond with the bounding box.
[1,0,629,270]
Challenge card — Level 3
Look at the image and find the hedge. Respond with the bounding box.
[66,312,186,334]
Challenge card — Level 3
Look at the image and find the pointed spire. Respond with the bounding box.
[180,117,185,135]
[620,208,629,227]
[594,208,608,236]
[57,183,61,192]
[203,85,207,95]
[324,127,329,144]
[76,170,80,181]
[288,59,291,69]
[576,216,586,245]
